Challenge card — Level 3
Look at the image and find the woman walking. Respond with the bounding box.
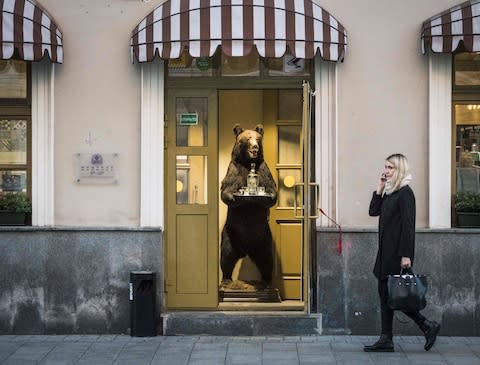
[364,153,440,352]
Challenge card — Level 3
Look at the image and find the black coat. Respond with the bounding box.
[369,185,416,280]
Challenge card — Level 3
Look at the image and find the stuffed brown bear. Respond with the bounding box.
[220,124,277,286]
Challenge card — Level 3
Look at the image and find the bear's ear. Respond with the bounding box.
[233,124,244,137]
[255,124,264,136]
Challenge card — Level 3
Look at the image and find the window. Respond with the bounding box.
[167,49,312,78]
[0,60,31,213]
[452,54,480,227]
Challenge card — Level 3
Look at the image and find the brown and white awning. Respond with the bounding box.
[131,0,347,63]
[422,0,480,54]
[1,0,63,63]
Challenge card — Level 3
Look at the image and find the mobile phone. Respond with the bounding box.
[381,173,387,182]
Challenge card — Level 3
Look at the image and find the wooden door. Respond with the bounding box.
[165,90,218,309]
[263,89,304,301]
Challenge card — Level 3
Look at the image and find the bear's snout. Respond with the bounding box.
[248,138,259,158]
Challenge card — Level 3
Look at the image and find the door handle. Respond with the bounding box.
[293,183,304,219]
[309,182,319,219]
[293,182,320,219]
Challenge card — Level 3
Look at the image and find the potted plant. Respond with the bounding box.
[454,191,480,228]
[0,192,32,225]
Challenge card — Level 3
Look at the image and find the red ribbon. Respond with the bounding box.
[318,208,343,254]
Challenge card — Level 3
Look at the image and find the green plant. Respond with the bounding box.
[0,192,32,213]
[454,191,480,213]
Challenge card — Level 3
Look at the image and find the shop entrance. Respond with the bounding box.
[165,83,314,310]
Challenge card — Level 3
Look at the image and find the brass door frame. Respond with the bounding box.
[164,83,316,311]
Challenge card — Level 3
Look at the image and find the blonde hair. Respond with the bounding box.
[386,153,410,192]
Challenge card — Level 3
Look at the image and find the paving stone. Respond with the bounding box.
[5,342,57,362]
[0,334,479,365]
[187,358,227,365]
[299,353,336,362]
[190,350,227,359]
[334,352,375,364]
[194,342,228,351]
[0,342,22,361]
[2,360,39,365]
[150,352,190,365]
[297,342,331,354]
[28,335,67,342]
[0,335,18,342]
[63,335,100,342]
[111,335,133,343]
[227,360,262,365]
[226,344,262,357]
[262,359,299,365]
[10,336,33,342]
[437,343,472,353]
[442,354,480,365]
[262,350,298,360]
[226,354,262,364]
[330,342,363,352]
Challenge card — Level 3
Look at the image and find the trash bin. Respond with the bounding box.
[130,271,156,337]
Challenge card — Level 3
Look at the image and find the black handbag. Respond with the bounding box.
[387,269,427,312]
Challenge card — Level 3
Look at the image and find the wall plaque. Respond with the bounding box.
[76,153,118,184]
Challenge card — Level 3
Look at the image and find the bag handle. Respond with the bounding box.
[400,267,414,276]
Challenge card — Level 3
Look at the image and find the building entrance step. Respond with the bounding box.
[162,311,322,336]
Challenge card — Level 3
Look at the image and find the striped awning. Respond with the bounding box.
[1,0,63,63]
[422,0,480,54]
[131,0,347,63]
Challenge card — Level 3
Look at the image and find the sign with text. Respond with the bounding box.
[179,112,198,125]
[76,153,118,184]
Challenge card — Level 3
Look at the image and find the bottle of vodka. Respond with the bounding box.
[247,163,258,195]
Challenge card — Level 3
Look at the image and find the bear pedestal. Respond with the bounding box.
[219,280,281,302]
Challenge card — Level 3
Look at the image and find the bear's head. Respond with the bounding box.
[231,124,264,166]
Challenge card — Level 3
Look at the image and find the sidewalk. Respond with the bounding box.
[0,335,479,365]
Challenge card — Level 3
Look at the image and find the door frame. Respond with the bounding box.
[165,84,314,311]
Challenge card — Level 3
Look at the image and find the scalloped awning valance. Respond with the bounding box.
[422,0,480,54]
[131,0,347,63]
[0,0,63,63]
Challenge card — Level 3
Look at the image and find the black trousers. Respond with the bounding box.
[378,279,426,336]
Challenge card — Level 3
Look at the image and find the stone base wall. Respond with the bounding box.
[0,228,162,334]
[1,227,478,336]
[317,229,480,336]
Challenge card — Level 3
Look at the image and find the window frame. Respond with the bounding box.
[0,60,32,107]
[451,53,480,227]
[0,61,32,204]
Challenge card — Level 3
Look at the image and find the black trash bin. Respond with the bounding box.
[130,271,156,337]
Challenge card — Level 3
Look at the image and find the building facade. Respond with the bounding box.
[0,0,479,336]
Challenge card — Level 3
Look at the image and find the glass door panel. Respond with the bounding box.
[176,155,208,205]
[176,98,208,147]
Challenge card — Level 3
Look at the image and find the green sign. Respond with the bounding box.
[179,113,198,125]
[195,57,211,71]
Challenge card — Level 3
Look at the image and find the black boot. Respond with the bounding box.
[420,319,440,351]
[363,334,394,352]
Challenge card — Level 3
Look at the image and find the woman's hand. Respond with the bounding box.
[376,173,386,195]
[401,257,411,269]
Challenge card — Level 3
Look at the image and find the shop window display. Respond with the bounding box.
[453,54,480,226]
[0,60,31,222]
